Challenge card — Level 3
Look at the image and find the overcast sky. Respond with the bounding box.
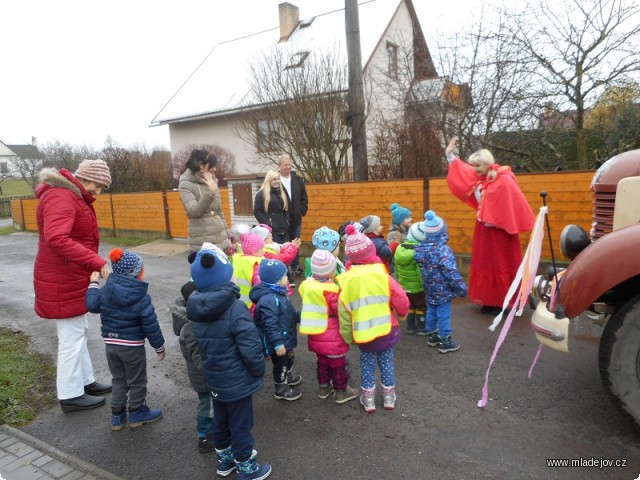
[0,0,482,150]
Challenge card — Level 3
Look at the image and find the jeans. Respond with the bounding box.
[212,395,255,462]
[426,300,453,337]
[55,314,96,400]
[360,348,395,389]
[196,391,215,437]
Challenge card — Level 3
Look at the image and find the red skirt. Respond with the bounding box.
[468,222,522,307]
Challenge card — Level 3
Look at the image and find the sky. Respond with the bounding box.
[0,0,482,151]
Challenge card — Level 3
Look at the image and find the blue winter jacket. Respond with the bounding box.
[249,282,300,355]
[414,235,467,306]
[187,282,264,403]
[85,274,165,351]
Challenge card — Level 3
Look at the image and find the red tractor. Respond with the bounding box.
[530,149,640,425]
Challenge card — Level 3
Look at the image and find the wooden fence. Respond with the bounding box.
[11,171,595,260]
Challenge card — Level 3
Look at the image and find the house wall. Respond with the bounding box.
[12,171,595,262]
[169,116,270,176]
[364,1,415,135]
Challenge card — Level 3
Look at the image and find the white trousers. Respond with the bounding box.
[56,314,96,400]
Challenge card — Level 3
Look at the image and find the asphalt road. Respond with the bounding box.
[1,231,639,480]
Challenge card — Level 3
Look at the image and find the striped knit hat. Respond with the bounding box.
[423,210,447,238]
[359,215,381,234]
[75,159,112,188]
[344,224,377,264]
[408,221,427,242]
[310,249,337,280]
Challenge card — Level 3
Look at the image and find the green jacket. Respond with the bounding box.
[393,240,424,294]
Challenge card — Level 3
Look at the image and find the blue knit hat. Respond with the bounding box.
[423,210,447,239]
[312,226,340,252]
[109,248,143,278]
[190,247,233,290]
[390,203,411,226]
[259,259,288,285]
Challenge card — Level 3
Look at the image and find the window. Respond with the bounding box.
[0,162,7,174]
[285,51,310,70]
[386,41,398,79]
[256,119,279,152]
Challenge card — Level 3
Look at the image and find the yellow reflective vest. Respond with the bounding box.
[232,254,262,307]
[336,263,391,344]
[299,279,339,335]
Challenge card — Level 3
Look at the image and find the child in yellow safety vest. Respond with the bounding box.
[231,233,266,310]
[337,225,410,414]
[299,250,358,404]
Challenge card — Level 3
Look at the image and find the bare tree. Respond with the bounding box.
[9,154,44,192]
[237,45,352,182]
[507,0,640,169]
[100,138,173,193]
[171,144,237,188]
[41,140,98,171]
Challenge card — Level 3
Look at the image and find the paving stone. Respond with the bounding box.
[32,454,54,467]
[39,459,73,478]
[5,440,35,457]
[59,470,85,480]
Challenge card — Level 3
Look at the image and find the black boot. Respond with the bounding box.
[84,381,112,395]
[60,394,106,413]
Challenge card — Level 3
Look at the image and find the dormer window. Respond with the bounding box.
[285,51,310,69]
[386,41,398,79]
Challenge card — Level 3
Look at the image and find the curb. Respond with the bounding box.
[0,425,123,480]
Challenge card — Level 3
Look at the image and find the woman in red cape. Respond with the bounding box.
[445,137,535,314]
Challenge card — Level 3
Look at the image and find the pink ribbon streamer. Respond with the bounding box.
[477,206,547,408]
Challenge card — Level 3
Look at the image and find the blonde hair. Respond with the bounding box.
[260,170,288,212]
[468,149,497,181]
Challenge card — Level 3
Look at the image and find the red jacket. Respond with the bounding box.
[33,168,107,319]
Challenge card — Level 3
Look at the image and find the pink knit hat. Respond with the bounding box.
[75,159,112,188]
[344,224,377,264]
[241,233,265,255]
[310,249,336,279]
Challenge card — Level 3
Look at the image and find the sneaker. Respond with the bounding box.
[286,371,302,386]
[274,384,302,401]
[382,386,396,410]
[426,331,440,347]
[317,384,335,399]
[111,411,127,431]
[292,266,305,276]
[335,386,358,404]
[198,432,215,453]
[360,391,376,413]
[438,335,461,353]
[128,404,163,428]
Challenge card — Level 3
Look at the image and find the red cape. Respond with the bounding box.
[447,157,534,234]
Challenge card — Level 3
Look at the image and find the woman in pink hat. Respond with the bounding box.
[34,159,114,412]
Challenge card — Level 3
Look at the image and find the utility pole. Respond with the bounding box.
[345,0,368,181]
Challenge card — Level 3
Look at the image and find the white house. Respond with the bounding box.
[0,138,42,177]
[151,0,446,178]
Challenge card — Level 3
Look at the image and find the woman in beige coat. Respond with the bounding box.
[179,149,231,253]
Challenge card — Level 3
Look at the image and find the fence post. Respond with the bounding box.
[19,198,26,231]
[109,194,116,236]
[162,190,171,239]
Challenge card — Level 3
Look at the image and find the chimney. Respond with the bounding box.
[31,136,38,146]
[279,2,299,42]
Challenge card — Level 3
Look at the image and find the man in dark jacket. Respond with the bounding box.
[278,154,308,276]
[188,247,272,479]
